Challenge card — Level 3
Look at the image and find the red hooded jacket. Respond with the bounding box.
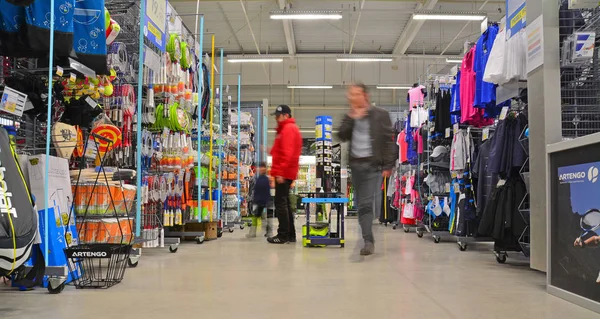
[270,118,302,181]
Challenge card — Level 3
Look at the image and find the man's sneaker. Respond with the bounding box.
[360,242,375,256]
[288,236,297,243]
[267,236,288,244]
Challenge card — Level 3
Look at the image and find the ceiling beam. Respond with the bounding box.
[225,53,453,59]
[348,0,367,54]
[440,0,490,55]
[391,0,438,55]
[217,2,244,53]
[277,0,296,55]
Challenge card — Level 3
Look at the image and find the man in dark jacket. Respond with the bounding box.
[268,105,302,244]
[338,83,396,255]
[247,162,271,238]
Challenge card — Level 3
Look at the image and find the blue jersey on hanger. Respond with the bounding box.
[404,116,417,164]
[450,82,461,125]
[473,24,499,113]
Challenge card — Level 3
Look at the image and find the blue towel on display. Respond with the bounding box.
[25,0,75,56]
[72,0,108,74]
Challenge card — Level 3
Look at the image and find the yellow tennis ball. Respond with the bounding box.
[104,83,114,96]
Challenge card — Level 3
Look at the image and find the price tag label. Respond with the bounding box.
[444,183,451,193]
[420,163,424,171]
[89,82,95,90]
[430,126,435,133]
[451,172,458,179]
[85,96,98,108]
[445,128,450,138]
[454,183,461,193]
[453,123,459,134]
[482,128,490,141]
[70,73,77,83]
[499,106,509,120]
[56,66,64,77]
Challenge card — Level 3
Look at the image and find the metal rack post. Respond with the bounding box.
[43,0,56,266]
[218,48,224,220]
[237,74,241,218]
[196,15,204,221]
[135,0,146,237]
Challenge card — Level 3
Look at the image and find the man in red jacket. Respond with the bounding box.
[268,104,302,244]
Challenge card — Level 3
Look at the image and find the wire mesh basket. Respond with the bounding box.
[64,243,131,289]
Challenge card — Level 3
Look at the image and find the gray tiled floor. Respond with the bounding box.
[1,219,598,319]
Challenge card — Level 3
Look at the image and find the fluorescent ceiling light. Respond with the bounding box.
[227,55,283,63]
[228,58,283,63]
[413,11,486,21]
[270,10,342,20]
[446,58,463,63]
[376,85,412,90]
[337,58,393,62]
[287,85,333,89]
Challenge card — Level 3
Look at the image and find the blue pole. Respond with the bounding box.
[257,108,261,165]
[218,48,223,220]
[44,0,55,265]
[197,16,204,221]
[237,75,241,217]
[135,0,146,237]
[264,115,267,165]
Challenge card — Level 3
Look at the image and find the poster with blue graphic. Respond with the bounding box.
[144,0,167,52]
[553,161,600,303]
[506,0,526,39]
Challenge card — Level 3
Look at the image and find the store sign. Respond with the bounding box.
[551,150,600,304]
[506,0,526,39]
[144,0,167,52]
[527,15,544,73]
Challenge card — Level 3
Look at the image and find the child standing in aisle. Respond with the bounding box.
[247,163,271,238]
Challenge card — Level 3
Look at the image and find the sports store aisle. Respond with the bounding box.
[2,220,596,319]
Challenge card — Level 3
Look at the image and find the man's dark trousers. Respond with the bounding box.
[275,179,295,239]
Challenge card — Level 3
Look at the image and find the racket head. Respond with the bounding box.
[52,122,77,159]
[581,209,600,232]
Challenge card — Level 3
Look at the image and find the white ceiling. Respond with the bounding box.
[168,0,506,127]
[170,0,506,56]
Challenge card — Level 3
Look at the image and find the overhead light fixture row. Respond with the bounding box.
[337,55,394,62]
[287,85,333,89]
[412,11,487,21]
[376,85,412,90]
[270,10,342,20]
[445,58,463,63]
[227,55,284,63]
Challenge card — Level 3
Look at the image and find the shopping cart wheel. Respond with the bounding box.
[403,226,410,233]
[47,282,65,294]
[392,225,397,230]
[229,227,234,233]
[458,242,468,251]
[240,224,245,230]
[169,245,179,253]
[416,230,424,238]
[127,259,139,268]
[196,236,205,244]
[433,236,441,243]
[495,252,507,264]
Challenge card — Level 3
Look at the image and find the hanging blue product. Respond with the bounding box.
[25,0,75,57]
[0,0,29,57]
[72,0,108,74]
